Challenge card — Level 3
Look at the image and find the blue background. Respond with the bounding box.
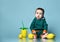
[0,0,60,41]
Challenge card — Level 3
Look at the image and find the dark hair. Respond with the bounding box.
[36,8,45,14]
[35,8,45,18]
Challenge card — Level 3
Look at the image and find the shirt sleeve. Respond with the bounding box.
[43,19,48,31]
[30,18,36,31]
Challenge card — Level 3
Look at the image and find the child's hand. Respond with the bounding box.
[41,30,48,39]
[32,30,36,34]
[41,33,48,39]
[43,30,47,33]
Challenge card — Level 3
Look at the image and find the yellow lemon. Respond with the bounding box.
[46,33,55,39]
[21,30,27,38]
[28,33,34,39]
[21,30,27,34]
[22,33,27,36]
[18,34,23,39]
[22,34,27,38]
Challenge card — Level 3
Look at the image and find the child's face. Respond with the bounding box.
[35,10,43,19]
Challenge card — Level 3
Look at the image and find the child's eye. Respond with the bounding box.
[39,13,43,15]
[37,12,38,14]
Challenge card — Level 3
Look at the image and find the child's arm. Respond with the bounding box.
[41,19,48,39]
[30,18,36,31]
[43,19,48,33]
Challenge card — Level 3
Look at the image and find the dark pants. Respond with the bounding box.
[35,30,43,38]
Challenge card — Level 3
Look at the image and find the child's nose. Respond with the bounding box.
[37,15,39,17]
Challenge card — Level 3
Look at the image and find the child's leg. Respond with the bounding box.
[37,31,43,38]
[36,32,39,38]
[35,30,43,38]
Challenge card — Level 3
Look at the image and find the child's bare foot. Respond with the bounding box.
[34,34,37,39]
[41,33,48,39]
